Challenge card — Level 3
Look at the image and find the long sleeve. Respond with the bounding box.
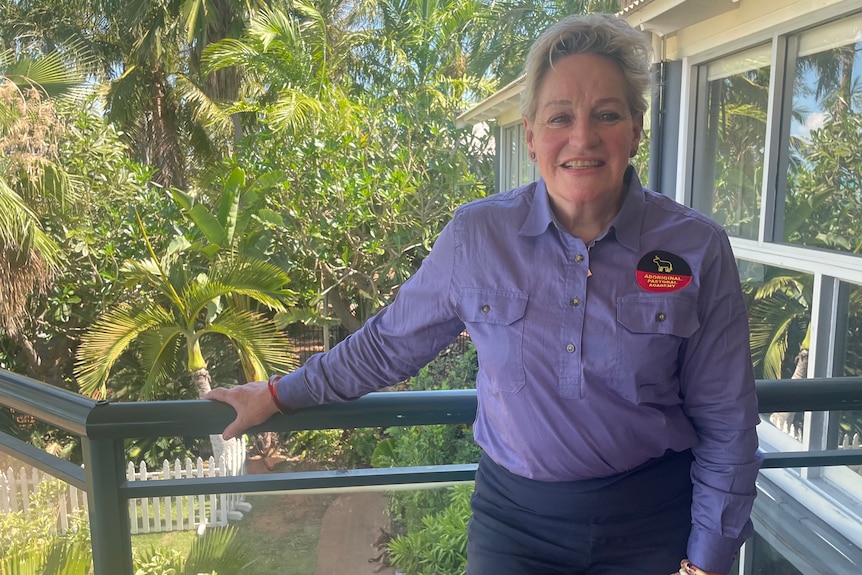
[679,229,762,573]
[277,220,466,408]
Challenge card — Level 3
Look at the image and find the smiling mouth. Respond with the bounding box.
[561,160,603,168]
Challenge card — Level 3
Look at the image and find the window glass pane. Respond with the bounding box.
[739,261,812,434]
[751,532,803,575]
[839,282,862,457]
[701,47,771,239]
[739,262,812,380]
[516,123,532,186]
[500,123,535,191]
[784,15,862,254]
[501,124,518,192]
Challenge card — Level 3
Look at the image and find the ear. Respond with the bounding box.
[630,113,644,157]
[523,117,535,158]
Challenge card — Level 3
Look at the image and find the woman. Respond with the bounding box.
[207,13,761,575]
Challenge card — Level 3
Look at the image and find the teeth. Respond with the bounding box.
[563,160,602,168]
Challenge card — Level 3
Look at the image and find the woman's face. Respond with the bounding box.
[525,53,643,212]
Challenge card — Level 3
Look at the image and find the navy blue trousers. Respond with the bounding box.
[467,450,694,575]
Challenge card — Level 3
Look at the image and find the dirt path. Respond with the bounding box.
[247,456,396,575]
[314,492,396,575]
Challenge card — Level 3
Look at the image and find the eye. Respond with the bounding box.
[547,114,570,126]
[597,112,622,123]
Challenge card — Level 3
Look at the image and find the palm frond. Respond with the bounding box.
[204,308,298,378]
[138,327,185,399]
[211,257,297,307]
[266,88,326,133]
[749,294,806,379]
[752,275,805,301]
[0,44,92,101]
[182,525,257,575]
[173,72,234,134]
[180,257,295,317]
[0,177,60,266]
[122,257,186,305]
[75,302,177,398]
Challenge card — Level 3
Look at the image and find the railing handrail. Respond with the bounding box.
[2,368,861,574]
[0,369,98,436]
[1,369,860,439]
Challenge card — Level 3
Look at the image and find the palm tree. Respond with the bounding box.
[0,46,89,335]
[74,213,298,475]
[467,0,619,85]
[202,1,368,136]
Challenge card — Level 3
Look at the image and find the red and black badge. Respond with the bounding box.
[636,251,692,293]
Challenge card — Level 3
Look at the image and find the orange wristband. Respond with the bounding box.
[267,375,293,414]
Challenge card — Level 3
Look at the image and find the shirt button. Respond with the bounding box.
[575,254,585,263]
[656,312,667,322]
[570,297,581,306]
[566,343,576,353]
[481,304,490,313]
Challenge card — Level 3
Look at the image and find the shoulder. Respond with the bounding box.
[453,182,537,222]
[642,188,728,240]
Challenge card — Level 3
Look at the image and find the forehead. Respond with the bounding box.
[539,53,627,102]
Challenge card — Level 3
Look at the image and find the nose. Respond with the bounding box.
[568,116,600,148]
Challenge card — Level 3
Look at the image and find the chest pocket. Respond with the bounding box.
[614,294,700,404]
[458,288,528,393]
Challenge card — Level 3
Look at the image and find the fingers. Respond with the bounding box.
[205,381,279,440]
[205,388,242,439]
[204,387,229,403]
[222,417,245,441]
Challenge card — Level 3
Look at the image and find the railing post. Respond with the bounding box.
[82,436,134,575]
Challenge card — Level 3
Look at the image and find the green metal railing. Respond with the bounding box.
[1,370,861,574]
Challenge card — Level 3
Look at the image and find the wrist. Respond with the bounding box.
[680,559,720,575]
[267,375,294,414]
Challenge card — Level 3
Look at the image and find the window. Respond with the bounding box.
[739,262,812,382]
[838,282,862,457]
[694,46,772,239]
[499,122,536,192]
[783,16,862,255]
[750,533,803,575]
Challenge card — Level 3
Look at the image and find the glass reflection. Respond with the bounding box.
[702,47,771,239]
[838,282,862,463]
[739,261,813,434]
[785,17,862,255]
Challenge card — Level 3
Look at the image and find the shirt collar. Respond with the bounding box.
[519,179,557,237]
[518,167,646,251]
[609,166,645,253]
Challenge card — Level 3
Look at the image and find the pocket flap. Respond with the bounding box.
[459,288,528,325]
[617,294,699,338]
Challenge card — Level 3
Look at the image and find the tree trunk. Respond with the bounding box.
[328,286,364,334]
[770,348,808,431]
[192,367,251,517]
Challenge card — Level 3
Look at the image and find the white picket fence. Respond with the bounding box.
[0,453,251,535]
[0,465,88,534]
[125,455,250,534]
[770,415,862,474]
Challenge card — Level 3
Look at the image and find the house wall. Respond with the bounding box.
[659,0,859,61]
[468,0,862,571]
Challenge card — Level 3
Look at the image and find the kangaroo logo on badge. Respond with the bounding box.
[636,251,692,292]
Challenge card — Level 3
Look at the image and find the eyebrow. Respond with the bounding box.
[542,97,627,109]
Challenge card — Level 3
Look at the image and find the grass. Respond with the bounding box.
[131,492,335,575]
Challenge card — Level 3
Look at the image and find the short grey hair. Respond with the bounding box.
[520,13,652,121]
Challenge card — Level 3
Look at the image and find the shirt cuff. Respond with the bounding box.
[275,367,318,409]
[687,523,751,574]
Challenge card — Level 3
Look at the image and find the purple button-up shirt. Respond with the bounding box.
[278,169,762,572]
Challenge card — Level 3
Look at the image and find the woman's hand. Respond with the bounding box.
[674,559,725,575]
[205,380,280,440]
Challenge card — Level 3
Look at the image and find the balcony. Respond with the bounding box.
[1,369,861,574]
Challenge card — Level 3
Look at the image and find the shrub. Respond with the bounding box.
[388,484,473,575]
[372,342,479,531]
